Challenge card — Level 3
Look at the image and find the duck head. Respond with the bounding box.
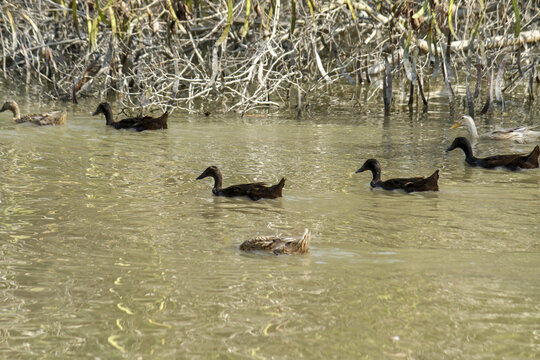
[196,166,221,180]
[450,115,478,138]
[0,101,14,112]
[92,102,112,116]
[450,115,469,130]
[446,137,471,152]
[355,158,381,174]
[0,100,20,118]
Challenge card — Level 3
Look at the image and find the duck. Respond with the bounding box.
[240,229,311,255]
[446,137,539,170]
[355,158,439,192]
[92,102,168,131]
[0,100,66,126]
[196,166,285,200]
[451,115,540,144]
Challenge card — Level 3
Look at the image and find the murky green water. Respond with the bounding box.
[1,94,539,359]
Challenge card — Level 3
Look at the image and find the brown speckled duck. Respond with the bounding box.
[240,229,311,255]
[446,137,539,170]
[92,102,168,131]
[196,166,285,200]
[355,159,439,192]
[1,100,66,126]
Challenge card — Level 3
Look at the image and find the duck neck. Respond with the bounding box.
[459,141,476,162]
[102,106,115,125]
[9,103,21,119]
[369,167,382,187]
[465,120,479,138]
[210,172,223,194]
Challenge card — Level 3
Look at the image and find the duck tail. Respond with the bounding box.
[271,178,286,196]
[426,169,440,191]
[159,111,169,129]
[406,169,439,192]
[294,229,311,254]
[529,145,540,157]
[58,111,67,125]
[525,145,540,167]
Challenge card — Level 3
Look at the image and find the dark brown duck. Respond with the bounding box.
[92,102,168,131]
[240,229,311,255]
[355,158,439,192]
[446,137,539,170]
[196,166,285,200]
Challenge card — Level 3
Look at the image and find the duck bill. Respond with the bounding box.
[445,145,455,152]
[196,173,206,180]
[450,122,461,130]
[355,166,366,173]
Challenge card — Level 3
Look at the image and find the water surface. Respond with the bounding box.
[0,95,539,359]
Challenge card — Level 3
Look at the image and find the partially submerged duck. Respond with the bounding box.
[92,102,168,131]
[1,100,66,126]
[240,229,311,255]
[451,115,540,144]
[446,137,539,170]
[196,166,285,200]
[355,158,439,192]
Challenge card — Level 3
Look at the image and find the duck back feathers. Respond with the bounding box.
[240,229,311,255]
[404,170,439,192]
[246,177,285,200]
[16,111,67,126]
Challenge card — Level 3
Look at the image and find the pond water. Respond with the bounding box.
[0,93,539,359]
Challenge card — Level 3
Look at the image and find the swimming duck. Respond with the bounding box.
[196,166,285,200]
[92,102,168,131]
[446,137,539,170]
[355,159,439,192]
[451,115,540,144]
[240,229,311,255]
[0,100,66,126]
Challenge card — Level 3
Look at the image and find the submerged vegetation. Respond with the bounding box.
[0,0,539,116]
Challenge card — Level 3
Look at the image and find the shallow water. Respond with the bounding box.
[0,94,539,359]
